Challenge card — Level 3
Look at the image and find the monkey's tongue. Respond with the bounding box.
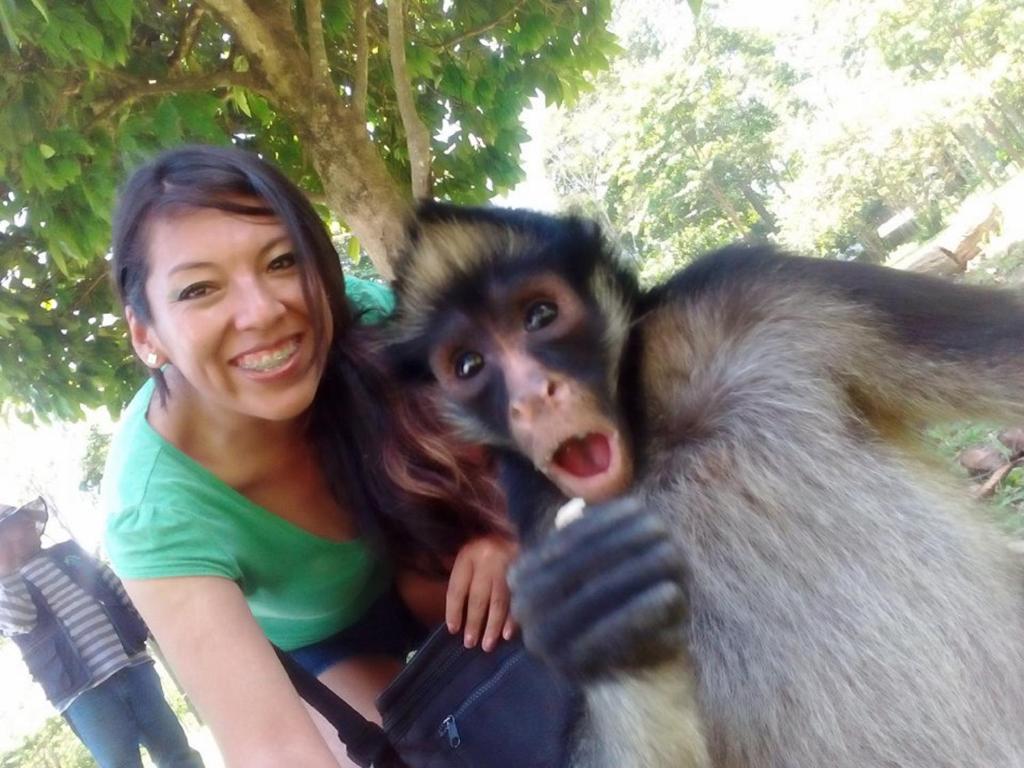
[552,434,612,477]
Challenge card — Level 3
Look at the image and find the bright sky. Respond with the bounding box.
[0,410,111,551]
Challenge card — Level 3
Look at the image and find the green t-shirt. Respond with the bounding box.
[102,275,396,651]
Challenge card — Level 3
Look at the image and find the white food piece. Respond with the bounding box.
[555,497,587,529]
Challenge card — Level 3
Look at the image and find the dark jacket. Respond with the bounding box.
[11,540,149,706]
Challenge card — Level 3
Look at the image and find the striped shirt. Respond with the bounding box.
[0,548,150,711]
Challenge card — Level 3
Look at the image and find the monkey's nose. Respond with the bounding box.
[510,378,561,422]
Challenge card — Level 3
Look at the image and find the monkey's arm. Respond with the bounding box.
[655,247,1024,437]
[509,495,709,768]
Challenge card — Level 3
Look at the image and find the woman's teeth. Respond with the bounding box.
[236,339,299,371]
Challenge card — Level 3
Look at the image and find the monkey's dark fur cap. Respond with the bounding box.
[393,201,637,340]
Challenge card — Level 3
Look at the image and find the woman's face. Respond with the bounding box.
[127,204,330,424]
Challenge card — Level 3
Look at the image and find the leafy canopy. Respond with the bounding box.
[0,0,619,422]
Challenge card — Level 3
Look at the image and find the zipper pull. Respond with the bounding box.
[441,715,462,748]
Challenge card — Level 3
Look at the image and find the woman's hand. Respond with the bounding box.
[446,535,518,652]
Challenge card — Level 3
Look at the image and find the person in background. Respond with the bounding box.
[0,496,205,768]
[101,145,517,768]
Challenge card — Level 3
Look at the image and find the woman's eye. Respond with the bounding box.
[454,351,485,380]
[524,301,558,332]
[177,283,214,301]
[268,252,296,271]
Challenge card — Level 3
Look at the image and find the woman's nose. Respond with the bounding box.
[232,278,287,329]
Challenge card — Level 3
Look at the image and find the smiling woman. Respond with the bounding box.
[129,208,325,429]
[100,146,517,768]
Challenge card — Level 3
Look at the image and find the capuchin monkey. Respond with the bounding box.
[387,202,1024,768]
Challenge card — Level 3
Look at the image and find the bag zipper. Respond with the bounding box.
[440,715,461,748]
[436,650,525,751]
[383,639,467,738]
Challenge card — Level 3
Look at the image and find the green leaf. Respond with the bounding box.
[347,235,361,264]
[515,13,554,53]
[0,0,19,53]
[51,156,82,188]
[99,0,132,33]
[687,0,702,17]
[152,99,182,145]
[247,94,274,127]
[233,88,252,118]
[233,54,250,73]
[39,143,56,159]
[48,247,70,277]
[29,0,49,23]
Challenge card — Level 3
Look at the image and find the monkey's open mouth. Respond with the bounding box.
[543,428,633,503]
[552,433,612,477]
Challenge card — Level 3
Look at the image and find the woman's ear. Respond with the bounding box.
[126,307,166,369]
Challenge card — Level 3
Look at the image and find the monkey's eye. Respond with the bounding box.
[524,301,558,332]
[454,351,485,380]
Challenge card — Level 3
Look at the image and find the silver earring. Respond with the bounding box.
[146,353,159,367]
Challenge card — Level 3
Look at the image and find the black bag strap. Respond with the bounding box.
[274,647,407,768]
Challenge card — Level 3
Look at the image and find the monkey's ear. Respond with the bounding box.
[382,331,435,384]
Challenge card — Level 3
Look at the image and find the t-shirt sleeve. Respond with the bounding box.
[106,504,241,582]
[344,275,395,325]
[0,573,37,635]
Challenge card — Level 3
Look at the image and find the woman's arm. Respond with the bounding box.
[124,575,341,768]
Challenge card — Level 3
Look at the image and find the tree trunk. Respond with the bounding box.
[200,0,414,277]
[949,126,1000,187]
[979,113,1024,168]
[739,183,777,232]
[987,97,1024,153]
[853,221,886,262]
[706,178,748,237]
[304,95,412,279]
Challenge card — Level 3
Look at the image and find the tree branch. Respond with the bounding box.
[89,70,266,127]
[353,0,370,118]
[199,0,312,111]
[432,0,528,51]
[303,0,332,87]
[386,0,432,199]
[167,4,207,73]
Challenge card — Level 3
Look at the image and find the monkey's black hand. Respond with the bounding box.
[509,496,688,681]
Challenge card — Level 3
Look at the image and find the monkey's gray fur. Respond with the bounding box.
[391,203,1024,768]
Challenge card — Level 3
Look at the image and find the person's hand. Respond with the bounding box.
[446,535,519,652]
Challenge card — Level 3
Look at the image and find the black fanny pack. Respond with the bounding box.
[278,625,580,768]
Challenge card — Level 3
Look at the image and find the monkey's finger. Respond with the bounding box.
[462,572,493,649]
[512,513,678,606]
[445,557,473,634]
[516,534,682,631]
[517,537,685,662]
[481,580,511,652]
[528,500,664,577]
[561,581,686,678]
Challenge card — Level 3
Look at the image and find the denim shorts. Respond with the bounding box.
[288,588,428,676]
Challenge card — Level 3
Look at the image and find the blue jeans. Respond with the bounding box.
[63,661,204,768]
[289,587,428,676]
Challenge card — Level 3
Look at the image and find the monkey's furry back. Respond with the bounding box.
[631,248,1024,766]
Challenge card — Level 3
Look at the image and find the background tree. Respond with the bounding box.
[546,0,1024,281]
[0,0,618,421]
[547,3,798,283]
